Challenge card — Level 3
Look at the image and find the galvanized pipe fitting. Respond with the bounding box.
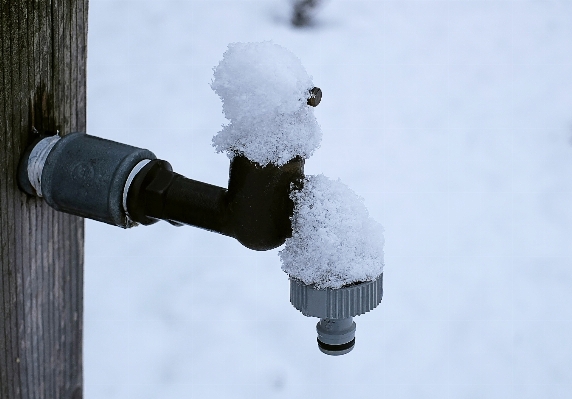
[18,132,156,228]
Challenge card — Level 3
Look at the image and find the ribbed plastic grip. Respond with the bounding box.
[289,274,383,319]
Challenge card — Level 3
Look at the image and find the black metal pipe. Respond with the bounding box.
[125,159,229,234]
[126,155,305,251]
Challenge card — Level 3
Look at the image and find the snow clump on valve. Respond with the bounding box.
[211,41,322,166]
[280,175,385,289]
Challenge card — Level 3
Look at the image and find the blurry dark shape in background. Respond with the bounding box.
[291,0,322,27]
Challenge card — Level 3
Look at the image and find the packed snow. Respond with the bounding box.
[211,41,322,166]
[280,174,384,289]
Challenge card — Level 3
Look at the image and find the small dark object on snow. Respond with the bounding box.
[307,87,322,107]
[292,0,322,27]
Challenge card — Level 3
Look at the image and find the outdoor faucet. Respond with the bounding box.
[18,50,384,356]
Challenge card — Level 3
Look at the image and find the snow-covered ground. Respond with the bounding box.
[85,1,572,398]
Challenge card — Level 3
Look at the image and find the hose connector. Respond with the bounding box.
[290,274,383,355]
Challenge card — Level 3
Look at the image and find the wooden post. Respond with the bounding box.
[0,1,87,398]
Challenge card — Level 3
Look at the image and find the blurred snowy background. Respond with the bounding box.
[85,1,572,398]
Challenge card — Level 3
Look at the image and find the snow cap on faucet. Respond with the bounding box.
[280,174,385,289]
[211,41,322,166]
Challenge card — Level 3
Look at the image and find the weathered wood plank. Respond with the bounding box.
[0,1,87,398]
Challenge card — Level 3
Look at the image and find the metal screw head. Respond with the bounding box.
[307,87,322,107]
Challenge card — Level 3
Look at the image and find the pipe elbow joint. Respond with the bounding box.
[225,155,305,250]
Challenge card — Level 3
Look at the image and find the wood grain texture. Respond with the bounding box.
[0,1,87,398]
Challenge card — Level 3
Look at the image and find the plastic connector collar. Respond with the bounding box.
[289,274,383,356]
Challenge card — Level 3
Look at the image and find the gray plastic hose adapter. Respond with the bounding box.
[290,274,383,355]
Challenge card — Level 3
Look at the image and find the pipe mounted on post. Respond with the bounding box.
[17,87,383,356]
[19,131,304,251]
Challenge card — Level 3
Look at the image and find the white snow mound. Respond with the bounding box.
[280,175,385,289]
[211,41,322,166]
